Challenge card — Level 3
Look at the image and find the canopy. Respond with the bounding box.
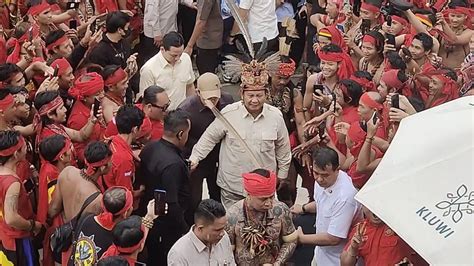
[355,96,474,265]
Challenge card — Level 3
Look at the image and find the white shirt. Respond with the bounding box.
[168,227,236,265]
[189,102,291,196]
[139,51,195,110]
[143,0,194,38]
[313,170,361,266]
[239,0,279,43]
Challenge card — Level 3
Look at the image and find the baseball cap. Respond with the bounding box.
[197,73,221,99]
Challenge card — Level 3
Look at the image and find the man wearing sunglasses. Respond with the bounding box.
[141,85,171,140]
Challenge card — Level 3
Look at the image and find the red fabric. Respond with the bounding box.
[42,214,63,266]
[106,105,158,140]
[348,146,382,188]
[350,75,376,92]
[427,73,459,108]
[46,35,69,51]
[0,175,34,250]
[362,34,377,45]
[318,25,348,52]
[391,15,408,30]
[103,135,134,191]
[34,96,65,149]
[318,50,355,80]
[0,7,9,30]
[0,93,14,111]
[85,156,111,179]
[328,106,360,155]
[242,171,277,196]
[360,93,383,111]
[37,163,59,224]
[15,160,33,183]
[344,220,415,265]
[50,57,72,77]
[69,72,105,101]
[96,187,133,229]
[445,7,471,28]
[0,36,6,64]
[381,69,404,90]
[67,100,104,163]
[0,136,25,156]
[347,122,367,157]
[105,68,127,87]
[278,59,296,77]
[6,25,40,64]
[95,0,119,14]
[361,2,380,14]
[28,1,50,15]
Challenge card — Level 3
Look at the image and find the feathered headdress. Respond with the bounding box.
[222,0,280,90]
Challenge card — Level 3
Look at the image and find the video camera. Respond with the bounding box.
[380,0,413,26]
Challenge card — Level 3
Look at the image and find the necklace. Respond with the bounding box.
[80,169,102,191]
[241,200,272,258]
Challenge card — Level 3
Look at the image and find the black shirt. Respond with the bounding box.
[69,214,113,265]
[178,93,234,167]
[87,33,131,68]
[137,139,191,232]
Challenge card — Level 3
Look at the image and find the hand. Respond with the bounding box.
[184,46,193,55]
[296,226,304,241]
[334,122,350,136]
[389,107,409,122]
[343,35,356,49]
[33,221,43,236]
[427,53,442,68]
[145,199,159,220]
[153,35,162,47]
[39,63,55,76]
[290,204,304,214]
[190,160,198,172]
[81,24,93,46]
[187,2,197,10]
[366,113,379,137]
[298,5,307,18]
[312,89,332,106]
[395,257,413,266]
[120,9,135,17]
[383,42,397,54]
[350,222,366,251]
[300,153,313,175]
[88,30,103,48]
[126,53,138,76]
[89,104,99,123]
[65,29,78,40]
[435,12,446,25]
[22,41,36,58]
[329,101,342,117]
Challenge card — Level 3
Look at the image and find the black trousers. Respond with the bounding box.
[138,34,160,68]
[189,164,221,214]
[196,48,220,75]
[253,36,279,54]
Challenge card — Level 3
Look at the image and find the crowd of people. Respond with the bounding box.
[0,0,472,264]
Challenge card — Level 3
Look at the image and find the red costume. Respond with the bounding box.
[102,135,135,191]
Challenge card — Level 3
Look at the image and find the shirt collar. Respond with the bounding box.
[160,138,183,155]
[111,135,132,155]
[241,102,267,120]
[157,51,182,68]
[189,226,208,253]
[323,170,343,195]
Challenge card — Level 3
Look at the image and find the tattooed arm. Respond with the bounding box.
[225,205,239,251]
[4,182,40,232]
[275,204,297,265]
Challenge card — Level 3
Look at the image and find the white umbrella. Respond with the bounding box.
[355,96,474,265]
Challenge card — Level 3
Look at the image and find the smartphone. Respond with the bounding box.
[93,98,101,117]
[28,27,33,42]
[53,66,59,77]
[90,19,97,33]
[331,92,337,113]
[361,19,371,35]
[360,121,368,132]
[69,19,77,30]
[154,189,167,216]
[371,111,378,124]
[300,10,307,20]
[66,1,80,9]
[386,33,395,46]
[336,24,345,33]
[401,47,411,57]
[391,94,400,109]
[318,121,326,140]
[313,84,325,96]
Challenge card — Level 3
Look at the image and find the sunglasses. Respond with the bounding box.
[150,101,170,111]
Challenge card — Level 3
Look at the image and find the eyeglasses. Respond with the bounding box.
[150,101,170,111]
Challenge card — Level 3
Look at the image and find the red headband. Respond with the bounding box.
[96,186,133,229]
[347,122,367,157]
[6,26,40,64]
[318,50,355,79]
[104,68,127,87]
[28,1,50,16]
[85,155,111,176]
[381,69,403,90]
[362,34,377,45]
[278,59,296,77]
[50,58,72,77]
[0,93,15,111]
[319,25,347,52]
[350,75,376,92]
[69,72,105,101]
[101,224,145,259]
[243,171,277,197]
[0,136,25,156]
[46,35,69,51]
[447,7,470,16]
[360,92,383,110]
[38,96,63,116]
[361,2,380,14]
[53,138,72,161]
[392,15,408,26]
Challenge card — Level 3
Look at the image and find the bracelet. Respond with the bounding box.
[29,219,35,232]
[142,217,154,229]
[365,136,374,142]
[301,203,308,214]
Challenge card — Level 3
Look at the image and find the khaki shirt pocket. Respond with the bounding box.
[260,131,277,152]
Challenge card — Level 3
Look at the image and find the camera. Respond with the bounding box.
[380,0,413,26]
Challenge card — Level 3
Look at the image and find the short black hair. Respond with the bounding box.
[353,70,373,81]
[385,51,407,70]
[115,104,145,134]
[0,89,11,102]
[407,96,425,112]
[39,135,67,163]
[112,216,144,252]
[439,67,457,82]
[312,147,339,170]
[97,256,129,266]
[340,79,363,106]
[448,0,469,8]
[5,86,28,95]
[84,141,112,165]
[105,11,131,33]
[320,43,343,53]
[413,32,433,52]
[103,187,127,215]
[142,85,165,105]
[364,0,382,8]
[0,131,22,165]
[397,70,409,83]
[363,31,385,54]
[0,63,23,83]
[34,91,60,126]
[164,109,190,134]
[101,65,122,83]
[194,199,226,225]
[162,32,184,51]
[45,29,66,54]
